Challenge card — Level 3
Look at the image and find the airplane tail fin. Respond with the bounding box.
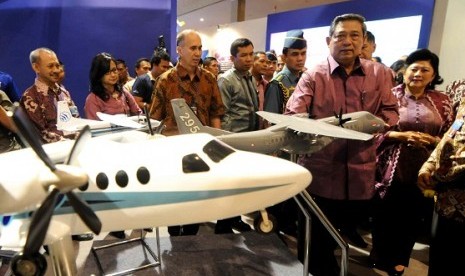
[171,98,230,136]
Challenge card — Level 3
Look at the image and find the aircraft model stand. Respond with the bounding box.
[289,153,348,276]
[47,233,76,276]
[91,229,161,276]
[294,189,349,276]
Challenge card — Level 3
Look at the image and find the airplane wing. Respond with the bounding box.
[257,111,373,141]
[96,112,145,129]
[56,101,112,131]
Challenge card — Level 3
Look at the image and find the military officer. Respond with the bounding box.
[264,29,307,114]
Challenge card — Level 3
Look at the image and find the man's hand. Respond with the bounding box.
[418,170,435,197]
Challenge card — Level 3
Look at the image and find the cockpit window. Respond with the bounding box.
[203,139,235,163]
[182,153,210,173]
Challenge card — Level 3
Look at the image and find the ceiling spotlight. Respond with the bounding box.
[200,18,204,22]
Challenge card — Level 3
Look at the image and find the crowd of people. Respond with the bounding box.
[2,12,465,276]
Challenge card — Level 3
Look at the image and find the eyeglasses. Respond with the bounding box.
[106,68,118,75]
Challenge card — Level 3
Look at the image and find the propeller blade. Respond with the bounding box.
[341,117,351,125]
[66,191,102,234]
[64,127,101,234]
[23,188,60,256]
[333,108,351,127]
[12,107,56,171]
[66,125,91,166]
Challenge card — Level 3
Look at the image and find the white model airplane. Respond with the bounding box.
[56,101,160,136]
[171,98,385,154]
[0,107,311,275]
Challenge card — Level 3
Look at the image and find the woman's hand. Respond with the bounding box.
[389,131,439,148]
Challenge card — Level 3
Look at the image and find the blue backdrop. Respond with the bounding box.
[0,0,176,115]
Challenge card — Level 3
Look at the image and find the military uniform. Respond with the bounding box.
[264,66,300,114]
[263,29,306,115]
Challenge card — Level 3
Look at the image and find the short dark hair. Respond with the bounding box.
[150,50,171,67]
[230,38,253,57]
[115,59,127,67]
[266,51,277,62]
[390,59,407,73]
[134,57,150,69]
[253,51,266,60]
[372,56,382,63]
[390,59,407,85]
[366,31,375,43]
[203,57,217,67]
[405,48,443,89]
[329,13,367,37]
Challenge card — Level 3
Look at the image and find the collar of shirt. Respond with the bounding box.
[328,55,365,77]
[232,67,253,81]
[255,76,268,87]
[398,83,428,100]
[147,71,157,81]
[279,66,300,84]
[34,78,61,96]
[175,63,201,81]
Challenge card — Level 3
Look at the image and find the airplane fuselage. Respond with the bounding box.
[216,124,300,154]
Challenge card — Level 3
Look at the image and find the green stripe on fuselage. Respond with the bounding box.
[54,184,289,214]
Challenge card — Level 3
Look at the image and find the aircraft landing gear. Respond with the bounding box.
[10,252,47,276]
[254,210,277,234]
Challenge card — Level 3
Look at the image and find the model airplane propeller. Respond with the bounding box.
[10,107,101,273]
[333,108,351,127]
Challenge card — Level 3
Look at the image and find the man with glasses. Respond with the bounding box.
[285,14,399,276]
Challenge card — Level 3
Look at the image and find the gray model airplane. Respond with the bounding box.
[171,98,385,155]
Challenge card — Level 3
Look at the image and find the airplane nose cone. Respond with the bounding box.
[228,151,312,193]
[265,155,312,191]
